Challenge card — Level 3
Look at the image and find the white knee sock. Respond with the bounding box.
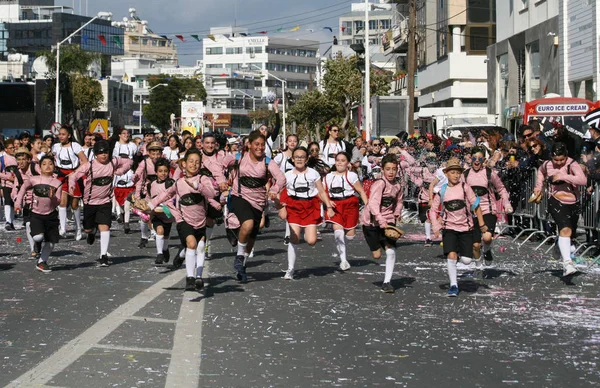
[124,201,131,223]
[25,222,34,251]
[179,247,186,258]
[558,236,572,263]
[73,208,81,232]
[205,227,213,242]
[100,231,110,256]
[384,248,395,283]
[334,229,347,263]
[288,243,297,271]
[285,222,290,238]
[58,207,67,231]
[40,242,54,262]
[447,259,458,286]
[425,222,432,239]
[185,248,196,278]
[4,205,13,223]
[140,221,149,239]
[196,240,206,277]
[155,235,164,254]
[237,241,247,257]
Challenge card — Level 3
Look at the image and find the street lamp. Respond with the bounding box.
[54,11,112,123]
[245,64,287,139]
[233,89,257,129]
[138,83,168,130]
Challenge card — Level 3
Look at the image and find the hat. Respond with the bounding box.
[93,139,110,155]
[448,130,462,139]
[443,157,464,173]
[147,141,163,151]
[14,147,32,157]
[584,107,600,129]
[228,137,240,145]
[384,225,405,242]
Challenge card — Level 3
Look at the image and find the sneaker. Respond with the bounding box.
[86,231,95,245]
[484,250,493,266]
[124,223,131,234]
[225,228,238,247]
[98,255,110,267]
[138,238,148,248]
[5,222,15,231]
[75,229,83,241]
[381,282,394,293]
[155,253,165,265]
[283,269,294,280]
[185,277,196,291]
[36,261,51,273]
[447,285,459,297]
[340,260,351,271]
[564,262,577,277]
[163,249,170,263]
[284,236,290,246]
[233,255,245,272]
[424,239,432,247]
[59,228,66,238]
[195,277,204,290]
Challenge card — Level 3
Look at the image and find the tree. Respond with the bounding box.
[322,53,390,133]
[144,75,207,130]
[37,45,101,124]
[288,90,341,141]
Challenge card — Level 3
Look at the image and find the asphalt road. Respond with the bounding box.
[2,214,600,387]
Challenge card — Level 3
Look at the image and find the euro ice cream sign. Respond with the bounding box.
[535,104,590,114]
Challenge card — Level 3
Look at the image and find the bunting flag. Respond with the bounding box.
[98,34,106,46]
[191,34,200,41]
[323,27,333,32]
[257,31,268,34]
[130,36,139,43]
[239,33,248,36]
[207,34,216,41]
[113,36,122,48]
[176,35,185,42]
[161,35,169,40]
[341,26,347,32]
[290,25,300,32]
[276,27,283,33]
[223,34,233,41]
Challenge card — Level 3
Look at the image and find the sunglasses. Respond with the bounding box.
[330,129,339,132]
[372,143,381,146]
[309,148,319,152]
[471,156,484,162]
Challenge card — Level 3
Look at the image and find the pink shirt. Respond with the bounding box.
[463,167,510,214]
[535,158,587,205]
[149,178,180,224]
[202,151,227,186]
[150,175,218,229]
[407,166,435,203]
[134,158,157,198]
[69,158,133,205]
[429,182,479,233]
[15,175,62,215]
[361,178,403,227]
[229,154,286,211]
[11,163,41,205]
[0,153,17,189]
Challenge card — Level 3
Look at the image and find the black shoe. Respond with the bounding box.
[195,277,204,290]
[163,249,170,263]
[215,216,224,226]
[124,223,131,234]
[86,231,96,245]
[233,255,245,272]
[381,282,394,293]
[484,250,493,266]
[424,239,432,247]
[226,228,239,247]
[185,277,196,291]
[264,214,270,228]
[5,222,15,231]
[155,253,165,265]
[98,255,109,267]
[118,214,124,224]
[284,236,290,246]
[138,238,148,248]
[173,247,185,268]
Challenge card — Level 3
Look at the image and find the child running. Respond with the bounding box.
[148,158,177,265]
[11,147,40,258]
[278,146,335,279]
[430,157,487,297]
[323,151,368,271]
[273,134,298,245]
[14,155,62,273]
[361,154,404,293]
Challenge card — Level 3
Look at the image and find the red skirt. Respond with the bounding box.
[281,189,322,227]
[114,186,135,206]
[58,168,82,198]
[325,196,359,229]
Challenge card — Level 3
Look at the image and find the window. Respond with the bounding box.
[206,64,222,68]
[206,47,223,55]
[226,47,243,54]
[468,0,492,23]
[142,39,148,45]
[246,46,263,54]
[466,25,495,54]
[342,21,352,36]
[527,41,541,100]
[354,21,364,33]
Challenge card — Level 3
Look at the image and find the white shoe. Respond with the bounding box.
[340,260,351,271]
[59,228,67,238]
[283,269,294,280]
[75,229,82,241]
[564,262,577,276]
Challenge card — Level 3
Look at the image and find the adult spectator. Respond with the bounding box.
[319,124,346,167]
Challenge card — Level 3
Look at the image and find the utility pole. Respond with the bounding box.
[407,0,417,134]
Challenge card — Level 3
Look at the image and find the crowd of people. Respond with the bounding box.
[2,105,600,297]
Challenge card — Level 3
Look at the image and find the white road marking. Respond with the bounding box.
[94,344,173,354]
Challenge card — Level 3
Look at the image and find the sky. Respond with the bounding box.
[56,0,353,65]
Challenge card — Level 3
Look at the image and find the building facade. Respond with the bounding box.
[338,1,393,47]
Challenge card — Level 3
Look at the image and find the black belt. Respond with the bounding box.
[471,185,488,196]
[290,195,314,201]
[180,192,205,206]
[381,197,395,208]
[92,176,113,186]
[444,200,466,211]
[331,195,355,201]
[33,184,52,198]
[240,176,267,188]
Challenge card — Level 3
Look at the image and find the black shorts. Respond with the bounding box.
[2,186,13,206]
[229,195,262,238]
[176,221,206,245]
[548,197,579,231]
[22,206,32,224]
[152,216,173,236]
[472,213,497,240]
[418,203,430,223]
[83,203,112,230]
[362,225,395,252]
[442,229,473,256]
[29,211,60,243]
